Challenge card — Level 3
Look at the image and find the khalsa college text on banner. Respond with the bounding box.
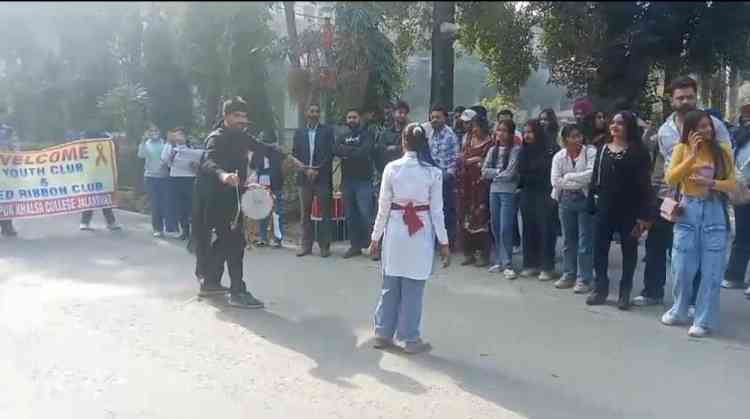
[0,138,118,220]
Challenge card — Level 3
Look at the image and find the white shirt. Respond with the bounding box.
[658,112,731,169]
[550,145,597,201]
[307,124,318,166]
[161,143,197,177]
[371,152,448,280]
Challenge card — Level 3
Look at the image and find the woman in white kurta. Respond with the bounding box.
[369,123,451,354]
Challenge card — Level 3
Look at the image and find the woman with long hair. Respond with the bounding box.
[517,119,561,280]
[483,119,522,278]
[457,111,494,267]
[539,108,560,145]
[551,124,597,293]
[369,123,450,354]
[586,111,653,310]
[662,110,736,337]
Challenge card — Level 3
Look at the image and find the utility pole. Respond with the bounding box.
[430,1,456,111]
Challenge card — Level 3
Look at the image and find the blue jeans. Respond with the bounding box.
[166,177,194,234]
[490,192,516,268]
[559,191,594,283]
[667,196,729,329]
[342,179,373,250]
[259,191,284,243]
[145,176,170,233]
[374,275,426,343]
[726,202,750,284]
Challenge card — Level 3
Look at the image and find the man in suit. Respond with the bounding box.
[292,103,334,258]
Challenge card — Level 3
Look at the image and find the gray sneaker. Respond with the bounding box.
[227,292,265,309]
[633,296,663,307]
[554,277,576,289]
[198,282,229,297]
[573,280,592,294]
[745,286,750,299]
[403,339,432,354]
[373,336,394,349]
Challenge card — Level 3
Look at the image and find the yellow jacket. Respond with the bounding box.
[665,142,736,197]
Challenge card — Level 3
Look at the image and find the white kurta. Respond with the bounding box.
[371,152,449,280]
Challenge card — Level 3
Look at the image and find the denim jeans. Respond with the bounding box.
[374,275,426,343]
[520,189,558,271]
[641,208,674,300]
[342,179,374,250]
[145,176,170,233]
[667,196,729,329]
[166,177,194,235]
[726,202,750,284]
[559,191,594,283]
[490,192,516,268]
[259,191,284,243]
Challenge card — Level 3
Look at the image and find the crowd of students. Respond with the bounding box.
[288,75,750,339]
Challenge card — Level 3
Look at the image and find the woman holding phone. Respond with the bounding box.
[661,110,736,337]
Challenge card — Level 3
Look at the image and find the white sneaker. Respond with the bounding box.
[661,312,687,326]
[520,268,540,277]
[503,269,517,280]
[538,271,557,281]
[106,223,122,231]
[79,223,93,231]
[488,264,502,273]
[166,231,182,239]
[633,296,663,307]
[688,325,709,338]
[745,286,750,298]
[153,231,164,238]
[688,305,695,319]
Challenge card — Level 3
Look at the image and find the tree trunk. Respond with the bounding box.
[661,59,679,122]
[710,66,727,117]
[430,1,455,110]
[728,66,740,122]
[698,71,711,109]
[283,1,305,128]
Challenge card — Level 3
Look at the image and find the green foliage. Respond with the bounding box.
[457,2,539,98]
[97,83,150,144]
[330,2,406,120]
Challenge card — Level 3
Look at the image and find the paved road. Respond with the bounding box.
[1,211,749,419]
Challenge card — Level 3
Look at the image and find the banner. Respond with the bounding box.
[0,139,118,220]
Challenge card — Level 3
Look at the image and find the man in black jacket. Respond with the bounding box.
[334,109,375,258]
[192,97,281,308]
[291,103,335,258]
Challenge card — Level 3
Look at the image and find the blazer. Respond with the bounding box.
[292,123,334,187]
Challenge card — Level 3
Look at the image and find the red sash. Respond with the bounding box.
[391,203,429,236]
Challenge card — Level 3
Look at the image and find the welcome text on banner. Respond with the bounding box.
[0,138,118,220]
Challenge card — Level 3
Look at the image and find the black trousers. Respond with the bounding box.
[520,189,557,271]
[642,201,701,304]
[197,221,247,295]
[593,210,638,296]
[81,208,116,225]
[299,183,332,251]
[443,174,457,248]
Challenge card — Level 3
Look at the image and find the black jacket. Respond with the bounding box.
[192,126,281,232]
[374,124,404,173]
[588,143,654,221]
[518,141,560,193]
[333,126,374,181]
[292,123,334,187]
[250,147,284,193]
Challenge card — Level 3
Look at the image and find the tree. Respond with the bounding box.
[430,1,456,110]
[142,6,193,132]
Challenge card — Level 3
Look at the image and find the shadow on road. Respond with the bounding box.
[209,301,427,395]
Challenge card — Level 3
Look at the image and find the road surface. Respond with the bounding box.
[1,210,749,419]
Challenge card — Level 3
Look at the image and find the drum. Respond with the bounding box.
[241,185,274,220]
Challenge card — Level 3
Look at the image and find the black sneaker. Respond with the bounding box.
[227,292,265,309]
[1,228,18,237]
[343,248,362,259]
[198,282,229,297]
